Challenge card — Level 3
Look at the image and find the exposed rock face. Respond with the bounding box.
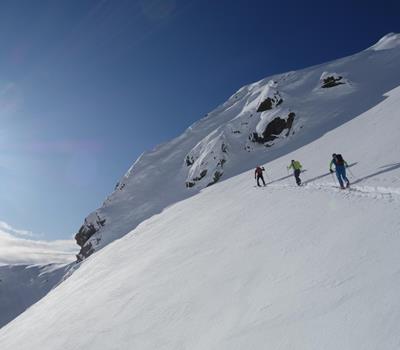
[184,132,228,188]
[322,76,344,88]
[75,224,96,247]
[186,169,208,187]
[114,181,126,191]
[186,168,220,188]
[252,112,295,144]
[320,72,346,88]
[185,155,194,166]
[76,243,95,261]
[256,93,283,112]
[206,170,223,187]
[74,215,106,261]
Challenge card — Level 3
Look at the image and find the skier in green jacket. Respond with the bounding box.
[287,160,302,186]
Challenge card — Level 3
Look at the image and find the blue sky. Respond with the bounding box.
[0,0,399,240]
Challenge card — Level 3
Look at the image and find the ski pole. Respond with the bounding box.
[347,167,356,178]
[330,171,337,185]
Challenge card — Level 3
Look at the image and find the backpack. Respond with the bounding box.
[335,154,344,165]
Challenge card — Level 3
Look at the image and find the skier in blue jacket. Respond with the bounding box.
[329,153,350,189]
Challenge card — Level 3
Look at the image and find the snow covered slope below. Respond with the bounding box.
[1,83,400,349]
[74,33,400,260]
[0,229,77,328]
[0,263,73,329]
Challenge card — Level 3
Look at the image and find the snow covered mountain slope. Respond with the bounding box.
[74,33,400,260]
[0,263,73,328]
[0,228,77,328]
[1,74,400,348]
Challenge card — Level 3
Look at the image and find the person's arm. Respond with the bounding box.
[329,160,334,172]
[287,163,293,170]
[344,160,349,167]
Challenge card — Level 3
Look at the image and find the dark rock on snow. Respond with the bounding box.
[321,75,345,88]
[252,112,295,144]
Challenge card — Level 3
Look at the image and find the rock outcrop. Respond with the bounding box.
[320,72,346,88]
[74,214,106,261]
[252,112,295,144]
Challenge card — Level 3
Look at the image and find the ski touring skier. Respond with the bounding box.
[287,160,302,186]
[329,153,350,189]
[254,166,266,187]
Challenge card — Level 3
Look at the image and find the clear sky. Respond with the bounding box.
[0,0,399,241]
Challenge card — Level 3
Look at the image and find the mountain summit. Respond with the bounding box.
[368,32,400,51]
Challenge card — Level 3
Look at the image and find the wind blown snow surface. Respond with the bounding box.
[75,33,400,261]
[1,36,400,348]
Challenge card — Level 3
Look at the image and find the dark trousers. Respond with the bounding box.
[256,175,265,186]
[336,165,349,188]
[294,169,301,185]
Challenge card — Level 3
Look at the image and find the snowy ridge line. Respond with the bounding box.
[267,182,400,202]
[73,34,400,260]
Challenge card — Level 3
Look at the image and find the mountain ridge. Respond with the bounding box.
[74,33,400,260]
[1,80,400,348]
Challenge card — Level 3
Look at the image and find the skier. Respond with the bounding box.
[329,153,350,189]
[287,160,302,186]
[254,166,266,187]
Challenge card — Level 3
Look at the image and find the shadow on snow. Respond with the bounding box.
[351,162,400,185]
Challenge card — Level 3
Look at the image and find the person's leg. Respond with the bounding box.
[257,176,261,186]
[260,175,266,186]
[342,167,350,186]
[336,168,344,188]
[294,169,301,185]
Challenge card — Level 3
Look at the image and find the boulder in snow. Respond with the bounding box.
[320,72,346,88]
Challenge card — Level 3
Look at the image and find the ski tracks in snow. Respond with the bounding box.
[268,182,400,203]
